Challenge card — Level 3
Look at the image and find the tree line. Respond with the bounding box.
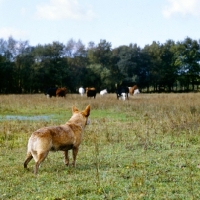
[0,36,200,94]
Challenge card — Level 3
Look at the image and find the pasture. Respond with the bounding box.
[0,93,200,199]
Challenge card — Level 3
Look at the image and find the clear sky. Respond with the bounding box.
[0,0,200,48]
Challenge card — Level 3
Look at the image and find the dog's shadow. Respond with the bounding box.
[45,161,112,174]
[24,161,115,176]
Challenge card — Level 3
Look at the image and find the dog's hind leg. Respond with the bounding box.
[24,152,33,168]
[34,151,49,175]
[72,147,79,167]
[64,150,69,166]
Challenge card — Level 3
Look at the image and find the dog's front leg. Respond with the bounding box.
[72,147,79,167]
[64,151,69,166]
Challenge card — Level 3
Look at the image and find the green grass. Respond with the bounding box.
[0,93,200,199]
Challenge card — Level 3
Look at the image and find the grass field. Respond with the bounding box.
[0,93,200,199]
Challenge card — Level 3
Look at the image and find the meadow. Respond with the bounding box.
[0,93,200,199]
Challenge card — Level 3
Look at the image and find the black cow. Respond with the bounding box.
[45,87,58,98]
[116,86,129,100]
[87,89,97,99]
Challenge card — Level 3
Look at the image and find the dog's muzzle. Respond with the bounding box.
[86,117,90,125]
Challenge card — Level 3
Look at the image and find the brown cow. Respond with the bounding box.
[56,87,67,97]
[129,85,138,96]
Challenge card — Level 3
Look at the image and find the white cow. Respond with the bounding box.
[119,93,126,100]
[134,89,140,95]
[79,87,85,96]
[100,89,108,96]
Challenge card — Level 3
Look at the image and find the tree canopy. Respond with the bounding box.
[0,36,200,94]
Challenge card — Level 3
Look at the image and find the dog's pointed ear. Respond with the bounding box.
[72,106,79,113]
[82,105,90,117]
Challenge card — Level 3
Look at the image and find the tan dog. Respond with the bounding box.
[24,105,90,175]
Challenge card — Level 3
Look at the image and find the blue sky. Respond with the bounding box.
[0,0,200,48]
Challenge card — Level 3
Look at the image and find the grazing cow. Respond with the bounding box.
[45,87,57,98]
[129,85,138,95]
[100,89,108,96]
[116,86,129,100]
[56,87,67,97]
[87,89,97,99]
[79,87,85,96]
[134,89,140,95]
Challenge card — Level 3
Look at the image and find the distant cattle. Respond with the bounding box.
[116,86,129,100]
[129,85,138,95]
[45,87,67,98]
[45,87,57,98]
[86,88,97,99]
[56,87,67,97]
[100,89,108,96]
[79,87,85,96]
[134,89,140,95]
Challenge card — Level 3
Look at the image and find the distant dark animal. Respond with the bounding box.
[45,87,57,98]
[87,89,97,99]
[129,85,138,96]
[56,87,67,97]
[85,87,96,98]
[116,86,129,100]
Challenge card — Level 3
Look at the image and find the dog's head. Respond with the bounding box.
[72,105,90,125]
